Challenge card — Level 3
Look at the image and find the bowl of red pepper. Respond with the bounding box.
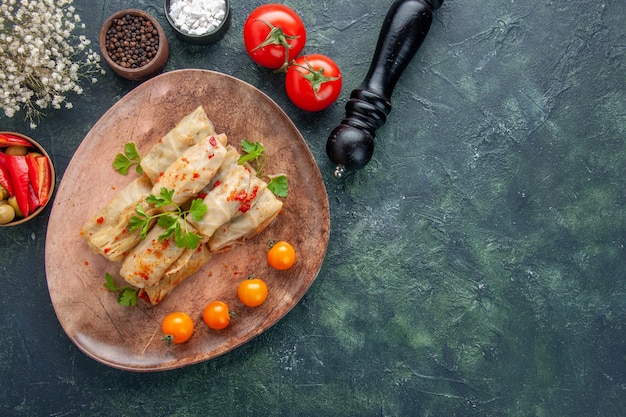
[0,132,55,226]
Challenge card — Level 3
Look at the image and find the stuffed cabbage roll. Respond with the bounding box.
[151,134,228,207]
[119,219,190,288]
[140,106,217,183]
[80,175,155,263]
[196,145,243,199]
[208,186,283,252]
[189,164,265,241]
[205,146,242,189]
[139,243,212,305]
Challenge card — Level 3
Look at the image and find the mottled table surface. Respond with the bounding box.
[1,0,625,416]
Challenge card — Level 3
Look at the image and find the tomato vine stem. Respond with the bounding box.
[288,57,341,99]
[252,19,300,71]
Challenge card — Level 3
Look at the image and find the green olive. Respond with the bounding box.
[4,145,28,156]
[0,185,8,200]
[0,202,16,224]
[7,196,24,218]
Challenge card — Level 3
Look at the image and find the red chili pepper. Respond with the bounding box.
[0,152,14,196]
[6,155,31,217]
[0,133,34,148]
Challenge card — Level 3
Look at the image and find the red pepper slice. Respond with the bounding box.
[6,155,31,217]
[35,155,51,206]
[26,153,40,194]
[0,152,14,196]
[0,133,34,148]
[0,167,13,196]
[27,181,40,210]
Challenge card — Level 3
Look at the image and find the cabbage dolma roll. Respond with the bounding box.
[139,243,212,305]
[140,106,218,183]
[189,164,265,241]
[203,145,241,190]
[151,134,227,207]
[119,219,190,288]
[80,175,156,263]
[208,186,283,252]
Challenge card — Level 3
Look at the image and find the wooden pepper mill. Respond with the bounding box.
[326,0,444,178]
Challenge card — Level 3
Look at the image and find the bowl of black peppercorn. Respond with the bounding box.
[99,9,169,81]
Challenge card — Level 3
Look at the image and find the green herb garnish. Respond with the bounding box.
[266,174,288,197]
[127,188,206,250]
[104,273,138,307]
[238,140,289,197]
[239,140,267,169]
[113,142,143,175]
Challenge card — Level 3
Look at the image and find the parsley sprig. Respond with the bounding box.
[113,142,143,175]
[127,188,207,250]
[104,273,138,307]
[239,140,288,197]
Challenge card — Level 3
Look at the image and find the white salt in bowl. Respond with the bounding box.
[164,0,231,45]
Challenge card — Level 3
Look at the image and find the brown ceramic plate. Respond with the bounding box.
[45,69,330,372]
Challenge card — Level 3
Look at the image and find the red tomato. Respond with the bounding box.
[243,4,306,70]
[285,54,342,112]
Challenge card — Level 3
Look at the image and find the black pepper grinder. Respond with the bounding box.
[326,0,443,178]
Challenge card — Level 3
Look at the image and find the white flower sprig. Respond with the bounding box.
[0,0,104,129]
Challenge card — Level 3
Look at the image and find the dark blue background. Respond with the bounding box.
[1,1,625,416]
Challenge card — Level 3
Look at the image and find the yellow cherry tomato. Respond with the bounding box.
[238,277,268,307]
[203,301,232,330]
[161,312,194,345]
[267,240,296,270]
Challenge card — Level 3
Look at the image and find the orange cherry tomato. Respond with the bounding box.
[267,240,296,270]
[203,301,232,330]
[161,312,194,345]
[238,277,268,307]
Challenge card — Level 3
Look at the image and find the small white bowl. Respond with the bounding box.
[164,0,231,45]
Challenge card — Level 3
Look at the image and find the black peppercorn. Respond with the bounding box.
[105,14,159,69]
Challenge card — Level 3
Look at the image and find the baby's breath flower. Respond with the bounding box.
[0,0,104,128]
